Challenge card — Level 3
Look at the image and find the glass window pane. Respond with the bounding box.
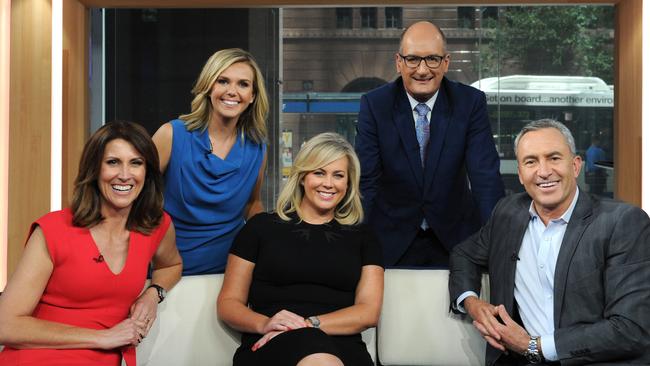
[281,5,614,198]
[92,8,281,206]
[360,8,377,29]
[385,7,402,29]
[336,8,352,29]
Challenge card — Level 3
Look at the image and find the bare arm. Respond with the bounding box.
[218,255,278,334]
[308,265,384,335]
[0,227,145,349]
[129,223,183,332]
[152,122,173,174]
[244,151,267,219]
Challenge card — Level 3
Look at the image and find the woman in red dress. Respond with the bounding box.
[0,121,183,366]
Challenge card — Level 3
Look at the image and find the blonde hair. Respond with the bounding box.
[179,48,268,144]
[276,132,363,225]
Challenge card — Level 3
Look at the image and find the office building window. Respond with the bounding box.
[360,8,377,29]
[481,6,499,21]
[385,7,402,29]
[457,6,475,28]
[335,8,352,29]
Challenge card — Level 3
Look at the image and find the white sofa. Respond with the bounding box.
[138,270,488,366]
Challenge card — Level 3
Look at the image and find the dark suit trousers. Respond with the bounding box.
[394,229,449,267]
[495,353,560,366]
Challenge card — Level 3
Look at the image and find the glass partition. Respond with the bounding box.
[280,5,614,197]
[90,5,615,206]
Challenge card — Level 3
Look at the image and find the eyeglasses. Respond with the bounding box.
[398,54,448,69]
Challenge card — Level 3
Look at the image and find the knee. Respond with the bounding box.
[296,353,344,366]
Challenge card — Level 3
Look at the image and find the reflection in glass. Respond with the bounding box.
[90,5,616,205]
[281,5,614,197]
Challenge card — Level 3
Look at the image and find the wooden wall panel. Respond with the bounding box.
[62,0,88,208]
[614,0,642,205]
[8,0,52,278]
[0,0,11,290]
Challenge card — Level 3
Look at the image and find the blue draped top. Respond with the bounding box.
[163,119,266,275]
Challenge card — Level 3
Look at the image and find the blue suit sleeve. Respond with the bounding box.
[463,91,505,223]
[355,94,382,221]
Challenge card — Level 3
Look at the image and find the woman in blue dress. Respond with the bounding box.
[153,48,268,275]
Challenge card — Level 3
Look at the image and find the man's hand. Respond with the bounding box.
[464,296,505,351]
[465,299,532,355]
[493,305,530,354]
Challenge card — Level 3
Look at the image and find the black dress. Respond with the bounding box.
[229,212,383,366]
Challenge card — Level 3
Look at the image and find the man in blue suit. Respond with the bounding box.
[355,21,504,267]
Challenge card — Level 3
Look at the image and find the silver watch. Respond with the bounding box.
[306,316,320,328]
[524,336,543,364]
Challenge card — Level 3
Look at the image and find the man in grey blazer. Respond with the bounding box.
[449,119,650,365]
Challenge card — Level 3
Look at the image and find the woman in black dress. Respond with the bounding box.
[217,132,384,366]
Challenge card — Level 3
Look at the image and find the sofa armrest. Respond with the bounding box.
[377,269,489,366]
[138,274,240,366]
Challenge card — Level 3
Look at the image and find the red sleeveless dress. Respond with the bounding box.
[0,208,171,366]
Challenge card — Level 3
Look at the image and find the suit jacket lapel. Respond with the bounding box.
[504,195,532,313]
[424,81,451,189]
[393,81,424,188]
[553,191,593,328]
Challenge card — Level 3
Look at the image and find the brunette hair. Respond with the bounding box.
[71,121,164,234]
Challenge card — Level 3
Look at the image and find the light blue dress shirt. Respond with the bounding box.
[457,189,580,361]
[515,189,579,361]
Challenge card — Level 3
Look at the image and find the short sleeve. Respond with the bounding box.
[30,209,71,265]
[361,225,384,267]
[229,213,266,263]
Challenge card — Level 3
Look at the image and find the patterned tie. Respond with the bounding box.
[415,103,431,167]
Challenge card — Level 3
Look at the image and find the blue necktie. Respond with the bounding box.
[415,103,431,167]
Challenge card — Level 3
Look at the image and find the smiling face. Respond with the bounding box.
[209,62,255,123]
[517,128,582,222]
[98,138,146,215]
[396,22,449,102]
[299,157,349,223]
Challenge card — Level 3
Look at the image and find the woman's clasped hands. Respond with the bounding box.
[97,317,148,349]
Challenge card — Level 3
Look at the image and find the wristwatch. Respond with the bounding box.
[524,336,543,364]
[306,316,321,328]
[147,284,167,303]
